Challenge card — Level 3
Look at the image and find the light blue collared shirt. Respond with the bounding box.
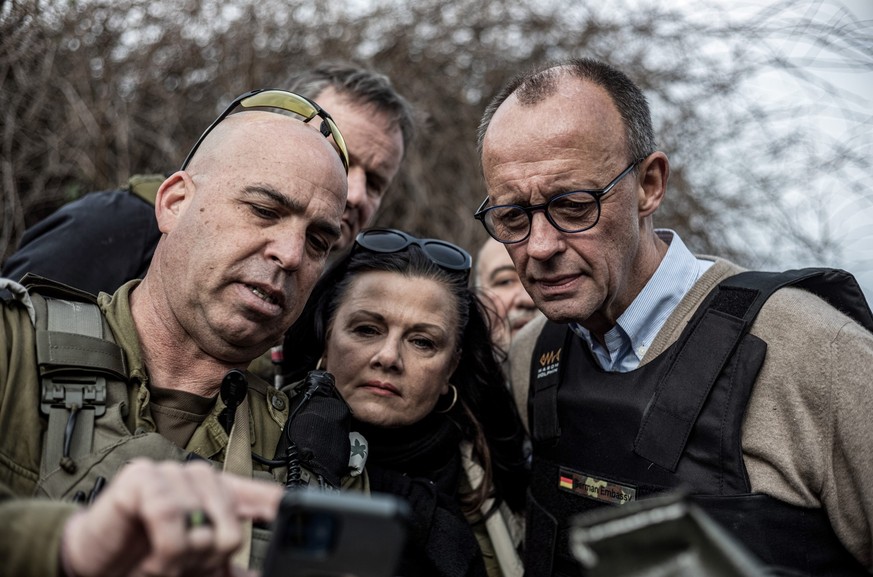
[570,230,713,372]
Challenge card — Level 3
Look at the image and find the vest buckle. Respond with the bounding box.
[40,374,108,417]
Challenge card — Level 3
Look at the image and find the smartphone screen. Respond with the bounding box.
[262,489,411,577]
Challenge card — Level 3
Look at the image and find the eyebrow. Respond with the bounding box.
[353,310,448,336]
[243,184,341,241]
[488,264,519,283]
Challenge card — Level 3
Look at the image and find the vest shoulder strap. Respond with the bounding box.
[24,275,128,475]
[528,267,873,456]
[715,268,873,333]
[635,267,873,470]
[529,321,570,444]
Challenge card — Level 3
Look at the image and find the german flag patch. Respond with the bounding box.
[557,467,636,505]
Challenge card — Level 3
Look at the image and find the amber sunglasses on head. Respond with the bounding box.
[179,88,350,172]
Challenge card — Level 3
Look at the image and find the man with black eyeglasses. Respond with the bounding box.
[0,93,349,576]
[475,58,873,576]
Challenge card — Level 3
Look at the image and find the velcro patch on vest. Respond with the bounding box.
[558,467,636,505]
[536,347,561,380]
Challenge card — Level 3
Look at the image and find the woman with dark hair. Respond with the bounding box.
[282,228,529,577]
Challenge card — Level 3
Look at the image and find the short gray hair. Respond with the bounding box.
[477,58,655,163]
[287,62,416,153]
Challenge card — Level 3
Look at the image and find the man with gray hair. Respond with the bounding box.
[286,62,415,250]
[474,57,873,576]
[474,236,540,355]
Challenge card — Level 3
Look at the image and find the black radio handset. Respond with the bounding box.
[277,370,351,490]
[219,369,248,434]
[291,370,335,416]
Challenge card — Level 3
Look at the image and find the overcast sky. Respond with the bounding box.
[669,0,873,298]
[762,0,872,298]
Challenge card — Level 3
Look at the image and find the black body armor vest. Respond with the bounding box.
[524,268,873,577]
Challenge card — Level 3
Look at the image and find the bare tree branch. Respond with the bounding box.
[2,0,870,294]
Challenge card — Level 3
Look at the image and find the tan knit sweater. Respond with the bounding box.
[509,258,873,570]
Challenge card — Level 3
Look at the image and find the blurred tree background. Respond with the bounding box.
[1,0,871,292]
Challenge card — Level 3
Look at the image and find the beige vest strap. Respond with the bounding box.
[223,395,254,569]
[461,443,524,577]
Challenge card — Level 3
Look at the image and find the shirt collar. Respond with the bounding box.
[98,279,146,381]
[570,230,712,371]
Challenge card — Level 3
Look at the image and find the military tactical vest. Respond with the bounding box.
[25,276,282,568]
[525,268,873,577]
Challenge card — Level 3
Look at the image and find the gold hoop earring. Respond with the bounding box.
[436,384,458,414]
[315,356,325,371]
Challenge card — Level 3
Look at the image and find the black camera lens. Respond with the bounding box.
[285,511,338,556]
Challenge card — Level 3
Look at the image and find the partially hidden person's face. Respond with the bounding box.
[156,112,347,362]
[323,271,460,428]
[481,77,645,330]
[314,88,405,251]
[476,237,539,350]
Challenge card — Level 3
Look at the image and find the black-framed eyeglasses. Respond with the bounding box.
[354,228,472,277]
[473,158,645,244]
[180,88,350,173]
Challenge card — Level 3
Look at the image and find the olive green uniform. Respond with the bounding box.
[0,280,289,576]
